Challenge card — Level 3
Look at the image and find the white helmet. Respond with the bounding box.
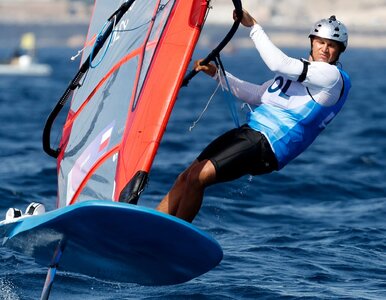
[309,15,348,51]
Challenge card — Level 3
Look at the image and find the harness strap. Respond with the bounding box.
[298,59,310,82]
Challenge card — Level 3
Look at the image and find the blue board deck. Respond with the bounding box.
[0,201,223,285]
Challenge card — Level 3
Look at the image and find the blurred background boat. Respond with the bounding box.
[0,32,52,76]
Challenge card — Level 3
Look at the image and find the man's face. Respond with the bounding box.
[311,37,341,63]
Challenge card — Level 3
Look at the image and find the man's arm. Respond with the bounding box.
[243,10,341,91]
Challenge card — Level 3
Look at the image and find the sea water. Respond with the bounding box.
[0,45,385,299]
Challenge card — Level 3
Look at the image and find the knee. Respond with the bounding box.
[176,169,189,185]
[176,160,215,188]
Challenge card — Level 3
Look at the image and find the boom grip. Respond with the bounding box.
[181,0,242,87]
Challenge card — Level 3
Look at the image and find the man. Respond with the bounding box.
[157,10,351,222]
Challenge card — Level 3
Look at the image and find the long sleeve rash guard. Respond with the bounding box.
[219,24,344,107]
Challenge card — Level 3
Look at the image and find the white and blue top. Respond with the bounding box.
[216,24,351,169]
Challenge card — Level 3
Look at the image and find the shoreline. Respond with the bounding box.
[1,0,386,49]
[0,22,385,50]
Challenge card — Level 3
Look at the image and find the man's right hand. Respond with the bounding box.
[194,59,217,77]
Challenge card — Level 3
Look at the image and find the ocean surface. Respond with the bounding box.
[0,42,385,300]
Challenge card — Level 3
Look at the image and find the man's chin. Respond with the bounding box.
[316,57,328,63]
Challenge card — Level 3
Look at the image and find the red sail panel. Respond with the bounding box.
[114,0,208,200]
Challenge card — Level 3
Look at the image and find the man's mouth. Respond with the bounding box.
[319,54,328,61]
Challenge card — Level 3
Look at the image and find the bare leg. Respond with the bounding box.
[157,159,217,222]
[156,166,194,216]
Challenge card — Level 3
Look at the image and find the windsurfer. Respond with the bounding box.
[157,9,351,222]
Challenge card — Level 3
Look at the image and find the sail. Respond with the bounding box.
[20,33,36,51]
[56,0,208,207]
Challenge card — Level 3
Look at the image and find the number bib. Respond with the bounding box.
[262,76,310,109]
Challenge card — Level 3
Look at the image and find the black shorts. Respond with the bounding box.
[197,124,278,182]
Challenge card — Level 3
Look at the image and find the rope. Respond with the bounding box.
[189,55,244,131]
[189,76,222,131]
[215,54,240,127]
